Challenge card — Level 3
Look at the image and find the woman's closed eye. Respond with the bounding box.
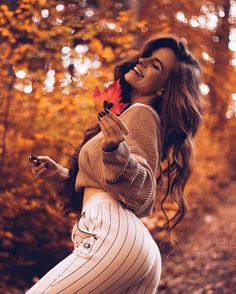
[152,64,160,70]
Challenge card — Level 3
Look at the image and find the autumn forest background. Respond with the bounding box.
[0,0,236,293]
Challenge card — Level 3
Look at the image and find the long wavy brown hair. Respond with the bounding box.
[58,34,205,239]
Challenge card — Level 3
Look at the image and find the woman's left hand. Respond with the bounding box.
[98,108,129,152]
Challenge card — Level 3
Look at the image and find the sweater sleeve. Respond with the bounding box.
[101,104,162,217]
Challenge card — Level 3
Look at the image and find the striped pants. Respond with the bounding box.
[25,192,162,293]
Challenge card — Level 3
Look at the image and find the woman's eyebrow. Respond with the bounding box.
[153,58,164,71]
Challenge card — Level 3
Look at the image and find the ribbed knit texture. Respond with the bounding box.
[74,103,163,218]
[48,103,163,217]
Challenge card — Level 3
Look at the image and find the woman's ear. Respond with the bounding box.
[156,88,165,96]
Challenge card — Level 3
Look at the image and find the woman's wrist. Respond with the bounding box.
[102,144,119,152]
[47,164,69,183]
[46,165,69,194]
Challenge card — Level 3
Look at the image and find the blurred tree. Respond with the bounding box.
[206,0,233,126]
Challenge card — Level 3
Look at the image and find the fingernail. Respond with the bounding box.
[101,111,106,116]
[98,112,104,118]
[104,108,109,113]
[97,114,101,121]
[107,103,113,109]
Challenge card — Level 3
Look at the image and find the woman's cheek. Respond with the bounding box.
[147,78,161,92]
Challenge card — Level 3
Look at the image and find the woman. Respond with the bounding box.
[27,34,204,293]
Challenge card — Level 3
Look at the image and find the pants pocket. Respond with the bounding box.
[73,234,97,259]
[72,211,98,253]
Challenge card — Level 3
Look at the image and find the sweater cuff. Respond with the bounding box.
[102,141,130,163]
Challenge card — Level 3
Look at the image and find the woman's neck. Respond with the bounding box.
[129,90,157,107]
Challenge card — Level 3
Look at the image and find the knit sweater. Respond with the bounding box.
[50,102,163,218]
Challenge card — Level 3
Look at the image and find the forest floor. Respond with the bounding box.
[154,180,236,294]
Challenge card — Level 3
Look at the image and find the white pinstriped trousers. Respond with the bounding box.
[25,192,162,293]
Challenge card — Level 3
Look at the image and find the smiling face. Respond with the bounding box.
[124,47,177,97]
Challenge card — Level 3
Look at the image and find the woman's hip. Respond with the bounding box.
[71,191,161,269]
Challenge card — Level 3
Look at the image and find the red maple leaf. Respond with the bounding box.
[92,79,129,115]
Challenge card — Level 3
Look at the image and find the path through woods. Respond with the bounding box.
[157,181,236,293]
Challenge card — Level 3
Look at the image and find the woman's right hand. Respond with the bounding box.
[29,155,66,181]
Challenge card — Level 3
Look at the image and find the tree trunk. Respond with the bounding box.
[0,64,15,172]
[124,0,142,48]
[208,0,231,127]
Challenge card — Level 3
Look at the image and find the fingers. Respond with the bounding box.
[98,112,112,137]
[36,155,50,162]
[29,154,55,179]
[99,113,118,138]
[106,109,129,135]
[33,166,48,178]
[34,162,49,171]
[104,117,125,141]
[99,114,121,137]
[29,155,49,167]
[31,162,49,177]
[98,109,129,136]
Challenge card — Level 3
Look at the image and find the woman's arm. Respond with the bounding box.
[102,142,158,216]
[100,104,162,216]
[46,164,69,195]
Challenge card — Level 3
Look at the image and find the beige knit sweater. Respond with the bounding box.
[52,103,163,218]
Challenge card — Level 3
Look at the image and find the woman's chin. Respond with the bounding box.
[124,71,136,85]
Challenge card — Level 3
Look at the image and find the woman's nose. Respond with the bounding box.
[138,58,144,64]
[138,58,147,67]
